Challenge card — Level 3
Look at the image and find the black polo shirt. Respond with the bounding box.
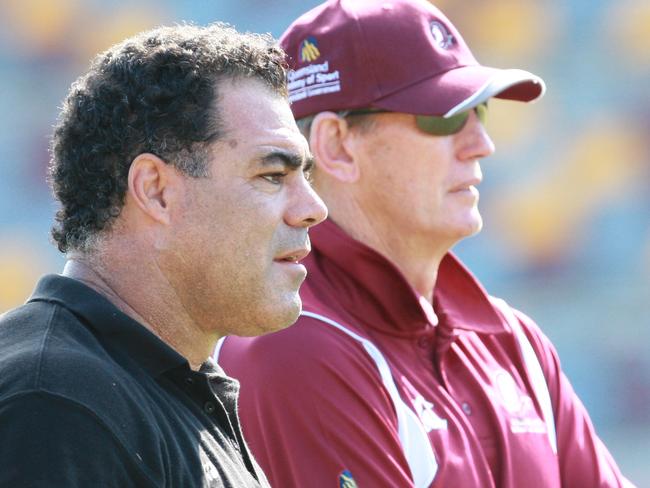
[0,274,270,487]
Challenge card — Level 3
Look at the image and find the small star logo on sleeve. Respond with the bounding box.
[339,469,358,488]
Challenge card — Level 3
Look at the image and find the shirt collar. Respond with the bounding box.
[28,274,190,377]
[308,219,507,335]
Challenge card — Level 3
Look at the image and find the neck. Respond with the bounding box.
[324,194,451,302]
[62,253,214,370]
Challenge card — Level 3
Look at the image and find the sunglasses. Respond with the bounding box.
[339,102,487,136]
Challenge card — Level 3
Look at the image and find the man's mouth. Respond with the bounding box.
[274,247,310,264]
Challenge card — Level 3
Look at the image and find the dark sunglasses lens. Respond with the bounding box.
[475,103,488,125]
[416,111,468,135]
[415,103,488,136]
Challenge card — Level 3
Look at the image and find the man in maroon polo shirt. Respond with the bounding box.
[216,1,634,486]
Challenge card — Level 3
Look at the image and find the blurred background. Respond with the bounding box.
[0,0,648,484]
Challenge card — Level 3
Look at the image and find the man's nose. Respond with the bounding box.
[456,109,496,161]
[286,176,328,228]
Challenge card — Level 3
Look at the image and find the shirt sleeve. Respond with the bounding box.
[220,318,417,487]
[0,391,156,487]
[513,309,636,488]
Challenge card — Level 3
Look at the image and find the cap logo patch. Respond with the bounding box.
[430,20,453,49]
[288,38,341,103]
[339,469,358,488]
[300,36,321,62]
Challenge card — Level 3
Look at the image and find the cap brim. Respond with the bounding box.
[373,65,546,117]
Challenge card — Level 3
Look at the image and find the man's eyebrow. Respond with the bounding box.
[260,151,314,172]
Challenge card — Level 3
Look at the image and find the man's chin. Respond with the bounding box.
[275,296,303,330]
[453,213,483,239]
[244,294,303,337]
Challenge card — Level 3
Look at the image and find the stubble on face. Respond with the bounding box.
[353,113,485,246]
[157,78,318,339]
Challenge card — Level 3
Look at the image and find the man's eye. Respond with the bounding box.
[261,173,286,184]
[303,167,314,183]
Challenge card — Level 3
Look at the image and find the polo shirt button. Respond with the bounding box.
[204,401,216,414]
[417,336,430,348]
[462,402,472,416]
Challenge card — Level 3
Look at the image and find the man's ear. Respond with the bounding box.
[126,153,182,226]
[309,112,360,183]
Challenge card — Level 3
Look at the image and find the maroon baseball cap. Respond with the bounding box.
[280,0,545,120]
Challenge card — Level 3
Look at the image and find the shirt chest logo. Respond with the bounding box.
[403,377,448,432]
[413,395,449,432]
[495,370,547,435]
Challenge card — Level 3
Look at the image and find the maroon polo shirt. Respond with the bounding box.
[218,219,631,487]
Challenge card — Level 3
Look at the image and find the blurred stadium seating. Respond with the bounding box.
[0,0,648,484]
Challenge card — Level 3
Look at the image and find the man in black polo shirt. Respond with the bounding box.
[0,23,326,487]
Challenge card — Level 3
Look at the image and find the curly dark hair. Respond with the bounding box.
[49,23,287,253]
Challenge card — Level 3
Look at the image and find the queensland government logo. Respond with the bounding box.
[300,36,320,62]
[339,469,358,488]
